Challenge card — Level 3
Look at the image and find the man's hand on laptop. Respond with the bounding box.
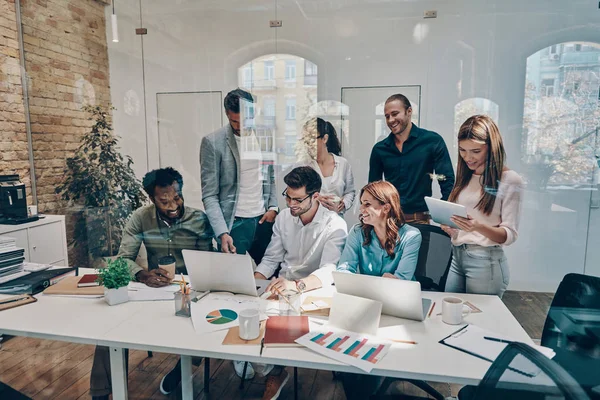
[220,233,237,254]
[265,277,296,293]
[382,273,399,280]
[136,269,171,287]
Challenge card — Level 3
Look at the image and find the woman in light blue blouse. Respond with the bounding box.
[337,181,422,280]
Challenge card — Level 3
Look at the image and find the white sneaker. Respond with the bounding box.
[233,360,255,380]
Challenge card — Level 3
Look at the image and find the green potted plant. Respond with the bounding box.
[98,257,131,305]
[55,105,146,267]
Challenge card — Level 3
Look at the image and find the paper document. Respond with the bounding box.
[190,292,267,335]
[296,329,391,373]
[440,325,555,377]
[127,282,179,301]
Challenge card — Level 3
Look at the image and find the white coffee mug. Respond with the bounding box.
[442,297,471,325]
[238,308,260,340]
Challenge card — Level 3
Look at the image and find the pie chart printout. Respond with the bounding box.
[206,309,238,325]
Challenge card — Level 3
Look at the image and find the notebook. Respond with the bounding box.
[77,274,100,288]
[43,276,104,296]
[264,316,309,348]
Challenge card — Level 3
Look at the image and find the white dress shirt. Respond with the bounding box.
[255,204,348,286]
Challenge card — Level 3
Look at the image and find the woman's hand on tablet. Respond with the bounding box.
[440,224,459,239]
[449,215,481,233]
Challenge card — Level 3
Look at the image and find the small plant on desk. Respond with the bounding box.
[98,257,131,306]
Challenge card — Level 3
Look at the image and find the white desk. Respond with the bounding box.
[0,288,533,400]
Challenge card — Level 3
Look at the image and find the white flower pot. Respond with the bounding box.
[104,286,129,306]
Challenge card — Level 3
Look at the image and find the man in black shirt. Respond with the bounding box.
[369,94,455,276]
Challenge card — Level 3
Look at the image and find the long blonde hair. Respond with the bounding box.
[448,115,506,215]
[360,181,406,257]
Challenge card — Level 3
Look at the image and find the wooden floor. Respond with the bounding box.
[0,291,554,400]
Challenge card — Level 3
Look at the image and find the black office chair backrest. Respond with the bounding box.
[542,273,600,351]
[408,223,452,292]
[472,342,590,400]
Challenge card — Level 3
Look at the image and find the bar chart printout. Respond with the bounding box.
[295,330,392,372]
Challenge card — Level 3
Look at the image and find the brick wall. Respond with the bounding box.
[20,0,112,212]
[0,0,30,200]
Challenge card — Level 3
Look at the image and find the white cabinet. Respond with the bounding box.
[0,215,68,266]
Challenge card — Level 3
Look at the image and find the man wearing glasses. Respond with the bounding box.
[252,166,348,398]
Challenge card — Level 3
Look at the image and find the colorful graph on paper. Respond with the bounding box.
[296,330,392,372]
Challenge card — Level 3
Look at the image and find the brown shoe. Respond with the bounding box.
[262,369,289,400]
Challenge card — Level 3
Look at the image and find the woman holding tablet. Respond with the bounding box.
[337,181,422,280]
[441,115,523,298]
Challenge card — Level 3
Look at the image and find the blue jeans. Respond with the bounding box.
[218,215,274,267]
[445,244,509,298]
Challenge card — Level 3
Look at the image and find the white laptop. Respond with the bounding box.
[182,250,269,297]
[424,196,468,229]
[332,271,432,321]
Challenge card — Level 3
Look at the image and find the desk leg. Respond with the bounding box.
[181,355,193,400]
[109,347,128,400]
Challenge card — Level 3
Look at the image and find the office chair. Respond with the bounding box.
[459,273,600,400]
[460,341,590,400]
[371,224,452,400]
[0,381,31,400]
[409,223,453,292]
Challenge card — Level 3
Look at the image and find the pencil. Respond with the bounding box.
[428,302,436,318]
[388,339,418,345]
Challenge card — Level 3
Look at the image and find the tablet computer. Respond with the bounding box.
[425,197,468,229]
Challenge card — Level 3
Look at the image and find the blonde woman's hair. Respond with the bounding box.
[448,115,506,215]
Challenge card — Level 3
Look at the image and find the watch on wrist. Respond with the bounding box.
[295,279,306,292]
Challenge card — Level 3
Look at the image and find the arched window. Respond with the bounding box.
[238,54,318,169]
[454,98,499,137]
[522,42,600,187]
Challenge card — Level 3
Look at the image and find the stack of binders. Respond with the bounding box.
[0,236,27,285]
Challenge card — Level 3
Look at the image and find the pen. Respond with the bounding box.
[259,338,265,356]
[428,302,436,318]
[0,296,29,305]
[484,336,513,344]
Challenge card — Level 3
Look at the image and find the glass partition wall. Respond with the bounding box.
[102,0,600,291]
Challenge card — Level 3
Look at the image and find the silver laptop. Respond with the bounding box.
[182,250,269,297]
[332,271,432,321]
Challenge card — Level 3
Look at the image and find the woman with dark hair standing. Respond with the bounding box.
[442,115,523,298]
[297,117,356,214]
[337,181,421,280]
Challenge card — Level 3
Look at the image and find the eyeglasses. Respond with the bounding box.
[282,189,313,204]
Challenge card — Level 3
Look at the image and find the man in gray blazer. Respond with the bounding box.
[200,88,279,265]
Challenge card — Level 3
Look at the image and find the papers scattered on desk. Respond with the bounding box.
[295,329,391,373]
[440,324,555,377]
[127,282,179,302]
[190,292,267,335]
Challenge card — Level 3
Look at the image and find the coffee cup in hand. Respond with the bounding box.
[442,297,471,325]
[158,255,176,280]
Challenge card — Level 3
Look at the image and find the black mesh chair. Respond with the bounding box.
[409,223,453,292]
[460,273,600,400]
[460,341,590,400]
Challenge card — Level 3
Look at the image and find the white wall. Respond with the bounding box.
[106,0,600,292]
